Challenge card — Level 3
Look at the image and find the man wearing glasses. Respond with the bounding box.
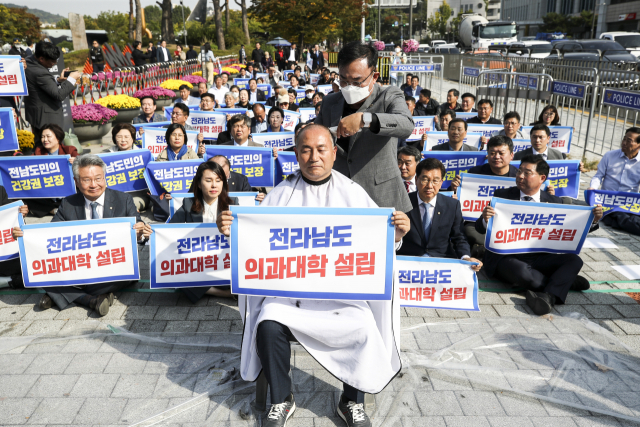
[315,42,414,213]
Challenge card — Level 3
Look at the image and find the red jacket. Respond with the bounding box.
[34,144,79,157]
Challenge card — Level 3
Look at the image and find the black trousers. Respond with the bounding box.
[256,320,364,405]
[494,253,583,303]
[25,198,61,218]
[46,280,134,310]
[464,222,485,246]
[93,63,105,73]
[0,258,21,276]
[603,212,640,236]
[150,194,170,222]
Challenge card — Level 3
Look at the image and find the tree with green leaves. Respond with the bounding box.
[427,0,452,39]
[0,5,41,41]
[156,0,174,42]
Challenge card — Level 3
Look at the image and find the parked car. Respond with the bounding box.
[600,32,640,58]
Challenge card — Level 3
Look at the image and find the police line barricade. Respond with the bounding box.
[141,128,199,160]
[585,189,640,217]
[229,206,395,300]
[0,108,19,152]
[387,58,444,101]
[510,159,580,199]
[167,192,260,222]
[97,150,151,192]
[485,198,594,255]
[520,126,573,154]
[419,152,487,189]
[205,146,274,187]
[423,132,483,151]
[275,151,299,185]
[299,108,316,124]
[316,85,333,96]
[407,116,435,142]
[150,223,231,288]
[18,217,140,288]
[458,62,482,99]
[144,160,203,196]
[591,84,640,157]
[251,132,295,150]
[512,138,532,153]
[0,201,23,261]
[283,110,301,131]
[458,174,516,221]
[0,155,76,199]
[0,55,28,96]
[396,256,479,311]
[186,111,227,141]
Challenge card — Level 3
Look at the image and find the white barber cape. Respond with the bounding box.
[239,170,401,394]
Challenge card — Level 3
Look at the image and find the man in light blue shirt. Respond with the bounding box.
[589,127,640,235]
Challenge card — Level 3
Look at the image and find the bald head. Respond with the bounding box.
[295,124,337,182]
[295,123,334,148]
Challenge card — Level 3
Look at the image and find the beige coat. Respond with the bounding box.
[156,146,200,161]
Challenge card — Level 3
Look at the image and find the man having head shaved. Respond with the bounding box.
[217,123,409,427]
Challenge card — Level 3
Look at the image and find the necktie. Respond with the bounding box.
[422,203,432,242]
[522,196,534,202]
[404,181,410,192]
[90,202,99,219]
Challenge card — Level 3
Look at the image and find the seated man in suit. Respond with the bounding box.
[403,75,422,99]
[475,155,603,315]
[514,124,565,161]
[397,157,483,272]
[397,146,421,194]
[13,155,145,317]
[208,155,265,203]
[431,118,478,152]
[248,78,266,104]
[466,99,502,125]
[250,103,268,134]
[216,114,262,146]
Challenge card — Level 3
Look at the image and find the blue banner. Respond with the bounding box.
[205,146,274,187]
[512,138,531,153]
[214,108,248,116]
[233,78,250,90]
[275,151,299,185]
[143,160,203,196]
[0,155,76,198]
[420,152,487,188]
[390,64,434,73]
[0,108,19,152]
[316,84,332,95]
[585,189,640,217]
[299,107,316,123]
[251,132,295,149]
[552,81,586,99]
[163,105,200,121]
[97,150,151,192]
[294,89,306,105]
[517,75,538,90]
[257,84,272,99]
[603,88,640,111]
[463,67,480,77]
[510,160,580,199]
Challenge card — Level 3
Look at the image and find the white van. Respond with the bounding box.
[600,32,640,57]
[431,40,446,48]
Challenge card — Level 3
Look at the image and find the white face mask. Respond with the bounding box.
[232,92,239,99]
[340,74,373,104]
[306,93,313,99]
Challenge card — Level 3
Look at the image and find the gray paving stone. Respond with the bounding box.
[478,293,505,305]
[584,305,625,319]
[0,398,42,425]
[493,304,533,317]
[197,320,232,333]
[585,293,627,305]
[24,353,75,374]
[0,374,40,397]
[218,305,241,320]
[22,319,67,335]
[26,374,80,397]
[0,354,36,374]
[531,417,578,427]
[114,291,151,306]
[70,373,120,397]
[123,305,159,320]
[187,306,221,321]
[73,398,128,424]
[119,398,170,425]
[130,319,168,332]
[147,293,180,306]
[27,397,85,424]
[495,393,549,416]
[444,415,491,427]
[613,305,640,318]
[164,320,200,333]
[0,320,32,337]
[612,318,640,334]
[153,373,198,398]
[104,353,149,374]
[573,416,623,427]
[0,294,30,307]
[154,306,190,321]
[64,352,113,374]
[455,391,505,416]
[111,374,160,398]
[487,417,535,427]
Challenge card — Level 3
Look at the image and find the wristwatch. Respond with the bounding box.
[362,112,372,128]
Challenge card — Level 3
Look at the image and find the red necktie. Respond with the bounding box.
[404,181,410,192]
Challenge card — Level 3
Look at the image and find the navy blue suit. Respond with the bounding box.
[403,85,422,98]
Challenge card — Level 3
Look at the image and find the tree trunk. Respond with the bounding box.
[135,0,143,42]
[225,0,230,32]
[129,0,135,40]
[213,0,226,50]
[156,0,174,42]
[234,0,250,44]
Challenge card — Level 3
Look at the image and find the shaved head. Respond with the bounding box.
[294,124,337,182]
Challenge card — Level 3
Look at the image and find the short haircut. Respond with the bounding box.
[406,73,413,78]
[111,123,136,143]
[487,135,513,153]
[626,127,640,143]
[41,123,65,143]
[228,114,251,128]
[140,95,156,105]
[398,145,421,163]
[268,106,285,122]
[179,84,190,91]
[416,158,446,180]
[214,75,222,81]
[290,75,298,83]
[504,111,521,122]
[296,123,335,147]
[478,99,493,108]
[337,41,377,70]
[405,96,416,105]
[411,76,419,81]
[419,89,431,98]
[249,78,257,85]
[252,103,265,113]
[173,103,190,116]
[520,154,549,179]
[134,41,141,49]
[35,41,60,61]
[72,154,106,179]
[287,87,297,94]
[531,123,551,136]
[448,118,467,131]
[295,66,301,72]
[448,89,460,97]
[211,154,230,168]
[200,92,215,102]
[461,92,476,101]
[165,123,186,144]
[313,92,324,99]
[439,109,456,119]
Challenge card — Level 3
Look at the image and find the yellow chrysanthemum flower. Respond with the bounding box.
[159,79,194,90]
[95,94,141,109]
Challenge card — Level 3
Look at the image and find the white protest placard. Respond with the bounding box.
[407,116,435,141]
[485,198,594,255]
[251,132,295,149]
[0,55,28,96]
[467,124,503,139]
[521,126,573,154]
[456,112,477,121]
[141,127,199,160]
[0,201,23,261]
[310,74,320,85]
[423,132,483,151]
[458,174,515,221]
[396,256,479,311]
[283,110,301,131]
[18,218,140,287]
[299,108,316,124]
[186,111,226,140]
[512,138,532,153]
[150,223,230,288]
[230,206,395,300]
[316,85,333,95]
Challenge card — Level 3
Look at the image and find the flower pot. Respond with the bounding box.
[113,107,141,124]
[73,121,113,144]
[156,97,173,109]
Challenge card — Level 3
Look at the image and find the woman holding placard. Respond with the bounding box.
[142,162,238,301]
[266,106,286,132]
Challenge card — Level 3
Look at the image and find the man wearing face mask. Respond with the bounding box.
[299,85,315,108]
[315,42,414,212]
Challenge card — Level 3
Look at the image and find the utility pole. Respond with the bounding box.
[378,0,382,40]
[180,0,187,46]
[409,0,413,40]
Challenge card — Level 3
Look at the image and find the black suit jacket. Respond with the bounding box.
[474,186,598,276]
[397,192,470,259]
[170,197,238,223]
[0,186,9,206]
[466,116,502,125]
[52,188,142,223]
[228,171,252,192]
[132,49,150,66]
[249,90,266,102]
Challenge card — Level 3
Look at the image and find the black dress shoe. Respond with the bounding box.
[570,275,590,291]
[525,290,555,315]
[38,294,52,311]
[89,295,110,317]
[8,275,24,289]
[471,244,485,260]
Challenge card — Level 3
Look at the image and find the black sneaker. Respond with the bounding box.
[337,396,372,427]
[525,290,555,315]
[570,275,590,292]
[38,294,52,311]
[264,394,296,427]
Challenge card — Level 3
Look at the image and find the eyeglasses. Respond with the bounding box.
[418,178,442,186]
[80,177,104,184]
[338,70,374,88]
[171,112,184,117]
[516,169,537,177]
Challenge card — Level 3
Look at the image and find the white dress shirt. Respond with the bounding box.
[234,139,249,147]
[404,175,416,193]
[532,146,549,160]
[208,86,230,104]
[520,189,541,202]
[288,49,296,62]
[249,90,258,103]
[203,198,219,223]
[589,149,640,192]
[84,192,106,219]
